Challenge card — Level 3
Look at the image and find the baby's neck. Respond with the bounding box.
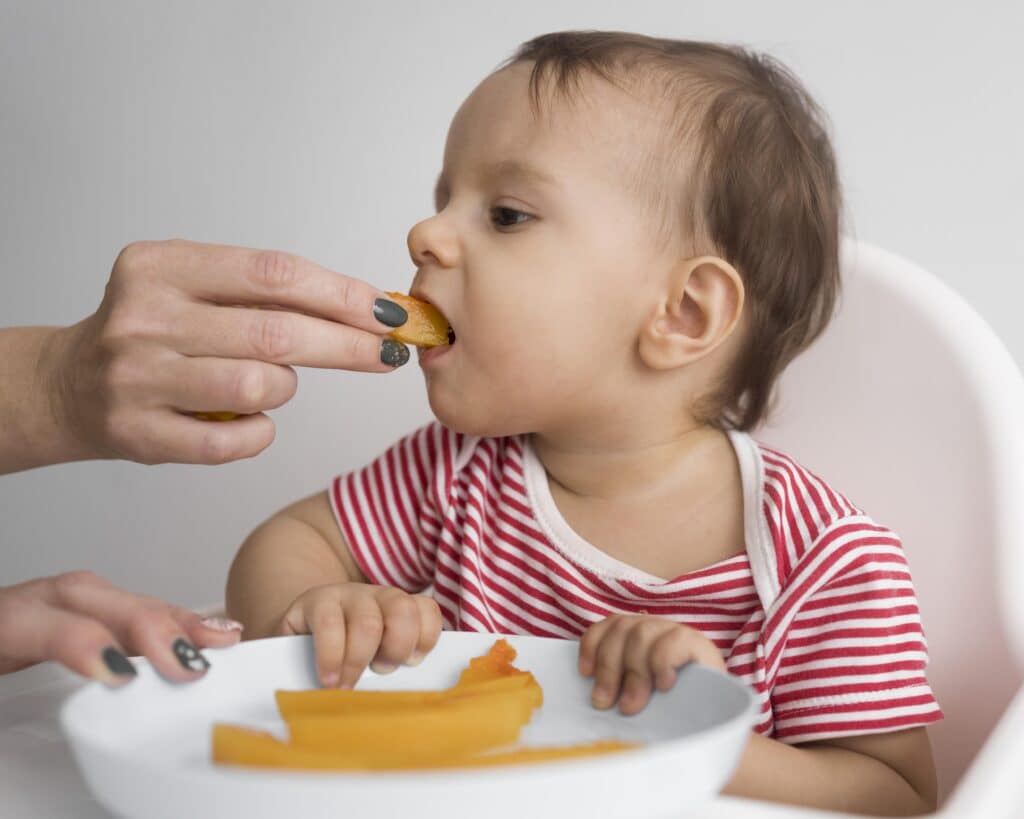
[528,417,746,579]
[529,417,723,503]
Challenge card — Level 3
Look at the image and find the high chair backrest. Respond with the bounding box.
[755,240,1024,804]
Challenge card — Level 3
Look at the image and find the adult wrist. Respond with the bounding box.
[37,321,101,465]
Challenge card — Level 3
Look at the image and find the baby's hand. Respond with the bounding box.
[278,583,442,688]
[578,614,727,716]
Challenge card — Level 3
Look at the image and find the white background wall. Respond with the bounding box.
[2,1,1022,609]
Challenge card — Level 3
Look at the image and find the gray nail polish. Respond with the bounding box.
[172,638,210,672]
[380,339,410,367]
[373,298,408,328]
[102,646,137,677]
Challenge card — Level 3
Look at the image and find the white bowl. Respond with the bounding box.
[61,632,756,819]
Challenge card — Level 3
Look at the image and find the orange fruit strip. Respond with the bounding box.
[456,638,523,686]
[384,292,451,348]
[212,723,637,772]
[285,686,538,756]
[193,411,242,422]
[275,673,540,720]
[212,639,640,772]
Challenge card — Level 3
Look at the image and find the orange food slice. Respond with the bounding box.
[212,638,639,772]
[193,411,242,422]
[276,673,540,720]
[285,686,538,756]
[456,638,526,686]
[213,723,637,771]
[384,292,451,348]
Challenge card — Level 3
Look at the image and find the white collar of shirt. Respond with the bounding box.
[520,430,781,609]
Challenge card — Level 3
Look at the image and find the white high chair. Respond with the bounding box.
[714,240,1024,817]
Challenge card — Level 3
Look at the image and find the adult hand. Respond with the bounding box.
[0,571,242,683]
[1,240,411,471]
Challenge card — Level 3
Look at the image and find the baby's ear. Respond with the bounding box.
[638,255,744,371]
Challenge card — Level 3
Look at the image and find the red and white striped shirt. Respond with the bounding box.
[329,422,943,744]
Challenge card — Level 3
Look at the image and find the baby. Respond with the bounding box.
[227,31,942,813]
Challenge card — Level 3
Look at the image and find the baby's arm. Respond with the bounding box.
[578,615,937,814]
[226,492,362,639]
[225,491,442,687]
[723,727,937,815]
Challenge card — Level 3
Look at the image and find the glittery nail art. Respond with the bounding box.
[380,338,410,367]
[172,638,210,672]
[199,616,244,632]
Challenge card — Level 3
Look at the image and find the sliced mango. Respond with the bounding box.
[286,686,538,756]
[212,638,639,772]
[193,411,242,422]
[276,673,540,720]
[384,291,451,348]
[456,638,525,686]
[213,723,637,771]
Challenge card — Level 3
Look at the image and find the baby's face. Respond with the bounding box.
[409,62,675,437]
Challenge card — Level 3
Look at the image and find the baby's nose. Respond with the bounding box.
[407,213,460,270]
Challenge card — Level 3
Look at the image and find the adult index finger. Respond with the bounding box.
[148,240,408,334]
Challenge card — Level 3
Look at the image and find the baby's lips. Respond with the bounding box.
[384,291,453,348]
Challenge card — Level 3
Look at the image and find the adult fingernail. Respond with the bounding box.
[102,646,137,678]
[406,651,425,667]
[380,339,410,367]
[374,298,408,328]
[200,617,244,633]
[172,638,210,672]
[592,686,612,708]
[370,661,397,675]
[321,671,339,688]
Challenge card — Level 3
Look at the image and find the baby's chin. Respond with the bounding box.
[426,384,532,439]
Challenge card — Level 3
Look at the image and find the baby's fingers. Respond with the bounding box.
[307,598,348,688]
[337,592,384,688]
[618,621,670,715]
[577,616,616,678]
[370,591,442,672]
[649,626,726,692]
[371,589,424,673]
[590,619,630,709]
[410,594,443,664]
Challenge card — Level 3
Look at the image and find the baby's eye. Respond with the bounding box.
[490,206,532,229]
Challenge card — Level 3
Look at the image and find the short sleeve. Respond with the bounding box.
[766,519,944,744]
[328,422,464,593]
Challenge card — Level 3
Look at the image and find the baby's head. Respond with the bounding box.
[409,31,840,441]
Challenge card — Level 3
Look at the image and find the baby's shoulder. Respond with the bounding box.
[750,438,903,585]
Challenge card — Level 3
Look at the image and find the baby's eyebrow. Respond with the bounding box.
[482,159,560,189]
[433,159,560,207]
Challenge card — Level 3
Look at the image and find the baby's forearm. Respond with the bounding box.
[721,733,932,816]
[225,512,350,639]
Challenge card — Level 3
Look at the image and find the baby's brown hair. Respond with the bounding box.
[505,31,842,431]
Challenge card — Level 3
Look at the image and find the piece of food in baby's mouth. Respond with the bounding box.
[383,291,453,348]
